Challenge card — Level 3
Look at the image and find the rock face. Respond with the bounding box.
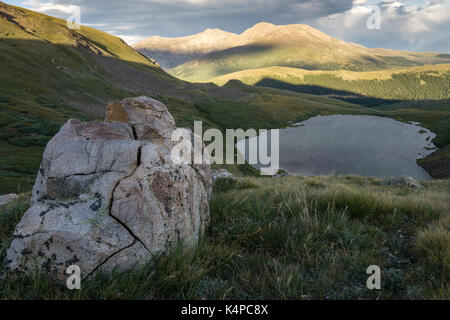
[0,194,18,207]
[3,96,211,279]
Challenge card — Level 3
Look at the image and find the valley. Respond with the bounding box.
[0,1,448,301]
[134,22,450,180]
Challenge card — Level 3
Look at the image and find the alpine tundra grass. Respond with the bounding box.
[0,175,448,299]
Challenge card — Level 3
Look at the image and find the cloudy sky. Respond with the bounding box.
[5,0,450,52]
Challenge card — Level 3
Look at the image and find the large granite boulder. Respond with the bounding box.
[3,96,211,280]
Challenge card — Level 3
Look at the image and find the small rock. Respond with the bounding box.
[0,193,18,207]
[382,176,423,189]
[211,169,234,181]
[273,170,289,178]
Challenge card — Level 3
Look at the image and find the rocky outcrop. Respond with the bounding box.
[3,96,211,279]
[0,194,18,207]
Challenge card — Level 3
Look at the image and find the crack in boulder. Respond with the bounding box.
[107,145,152,253]
[3,96,212,281]
[84,240,137,280]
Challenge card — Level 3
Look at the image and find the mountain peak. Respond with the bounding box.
[241,22,276,34]
[201,28,234,35]
[195,27,237,40]
[248,22,276,29]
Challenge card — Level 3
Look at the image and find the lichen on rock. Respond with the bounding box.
[3,96,212,280]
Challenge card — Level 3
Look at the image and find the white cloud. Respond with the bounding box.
[309,0,450,52]
[113,34,145,45]
[23,0,76,14]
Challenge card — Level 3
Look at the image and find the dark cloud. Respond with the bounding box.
[19,0,450,52]
[22,0,354,40]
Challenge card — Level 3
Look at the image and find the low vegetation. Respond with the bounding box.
[0,98,93,194]
[1,176,448,299]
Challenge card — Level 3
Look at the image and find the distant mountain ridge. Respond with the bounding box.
[133,22,450,81]
[133,28,240,69]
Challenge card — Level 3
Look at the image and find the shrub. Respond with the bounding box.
[8,135,51,147]
[415,221,450,277]
[213,177,237,193]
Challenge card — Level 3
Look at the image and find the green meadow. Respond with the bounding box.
[1,176,448,299]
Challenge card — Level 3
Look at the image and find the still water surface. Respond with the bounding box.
[237,115,437,180]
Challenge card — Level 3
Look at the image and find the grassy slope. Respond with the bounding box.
[170,46,450,82]
[222,81,377,125]
[1,175,448,299]
[0,2,206,193]
[417,145,450,179]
